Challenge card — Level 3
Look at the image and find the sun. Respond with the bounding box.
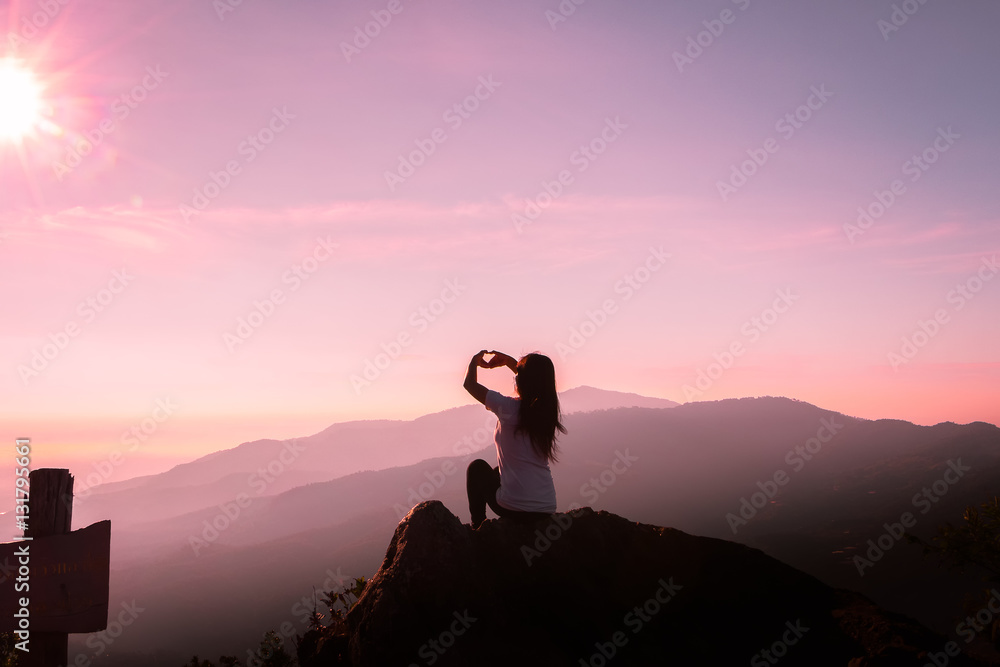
[0,58,44,142]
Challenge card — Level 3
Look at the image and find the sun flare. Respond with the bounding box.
[0,58,44,142]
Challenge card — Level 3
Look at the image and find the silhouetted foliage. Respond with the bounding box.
[253,630,295,667]
[909,496,1000,582]
[179,576,365,667]
[0,633,20,667]
[181,630,291,667]
[319,576,367,634]
[295,576,366,666]
[910,496,1000,650]
[183,658,215,667]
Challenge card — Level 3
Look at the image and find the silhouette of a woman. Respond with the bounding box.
[463,350,566,529]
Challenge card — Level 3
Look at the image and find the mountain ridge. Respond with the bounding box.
[72,385,677,527]
[54,395,1000,663]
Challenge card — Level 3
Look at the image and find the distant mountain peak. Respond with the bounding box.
[557,385,679,413]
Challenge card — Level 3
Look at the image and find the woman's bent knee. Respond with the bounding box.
[467,458,490,476]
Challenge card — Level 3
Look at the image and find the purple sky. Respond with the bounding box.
[1,0,998,479]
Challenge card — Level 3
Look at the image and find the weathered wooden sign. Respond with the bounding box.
[0,519,111,632]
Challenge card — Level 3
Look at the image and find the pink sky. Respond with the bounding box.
[2,0,998,481]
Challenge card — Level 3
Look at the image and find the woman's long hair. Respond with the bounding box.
[513,352,566,463]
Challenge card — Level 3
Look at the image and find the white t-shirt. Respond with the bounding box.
[485,389,557,513]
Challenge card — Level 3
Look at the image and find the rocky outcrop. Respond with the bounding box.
[300,501,984,666]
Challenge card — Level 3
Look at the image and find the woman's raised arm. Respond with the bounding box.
[463,350,489,404]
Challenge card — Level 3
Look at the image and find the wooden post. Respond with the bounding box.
[23,469,73,667]
[2,467,109,665]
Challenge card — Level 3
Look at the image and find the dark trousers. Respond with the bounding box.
[466,458,552,529]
